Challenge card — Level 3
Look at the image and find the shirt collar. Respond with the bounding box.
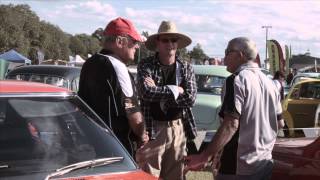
[154,53,183,66]
[235,61,260,73]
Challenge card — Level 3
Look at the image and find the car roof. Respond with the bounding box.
[7,65,81,79]
[293,78,320,86]
[295,72,320,78]
[193,65,231,77]
[0,80,72,93]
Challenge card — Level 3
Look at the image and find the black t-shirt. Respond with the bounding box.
[150,63,183,121]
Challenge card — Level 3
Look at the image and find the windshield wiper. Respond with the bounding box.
[45,156,123,180]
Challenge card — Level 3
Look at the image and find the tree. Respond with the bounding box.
[134,31,153,64]
[72,34,101,58]
[69,36,86,56]
[189,43,208,64]
[177,47,190,62]
[92,28,104,41]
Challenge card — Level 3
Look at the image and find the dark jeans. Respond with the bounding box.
[216,160,273,180]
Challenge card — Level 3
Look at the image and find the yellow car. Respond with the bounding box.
[282,79,320,136]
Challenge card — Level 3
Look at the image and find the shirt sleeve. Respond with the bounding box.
[219,75,241,119]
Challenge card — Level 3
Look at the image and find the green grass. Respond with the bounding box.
[186,170,214,180]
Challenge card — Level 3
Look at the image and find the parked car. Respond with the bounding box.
[290,72,320,87]
[192,65,230,131]
[284,72,320,96]
[282,79,320,137]
[0,80,157,180]
[272,128,320,180]
[6,65,81,92]
[191,65,230,150]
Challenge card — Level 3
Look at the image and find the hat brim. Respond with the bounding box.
[145,32,192,51]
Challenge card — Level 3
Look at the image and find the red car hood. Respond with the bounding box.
[56,170,158,180]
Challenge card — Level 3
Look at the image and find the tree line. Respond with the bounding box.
[0,4,208,64]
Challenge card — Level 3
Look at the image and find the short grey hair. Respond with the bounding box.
[101,35,118,44]
[227,37,258,61]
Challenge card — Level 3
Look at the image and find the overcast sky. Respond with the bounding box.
[3,0,320,60]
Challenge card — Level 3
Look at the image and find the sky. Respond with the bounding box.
[2,0,320,61]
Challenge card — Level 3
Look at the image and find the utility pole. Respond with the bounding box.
[262,25,272,68]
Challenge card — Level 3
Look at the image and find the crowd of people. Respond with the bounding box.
[78,17,285,180]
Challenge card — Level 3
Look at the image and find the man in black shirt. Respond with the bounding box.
[78,17,148,156]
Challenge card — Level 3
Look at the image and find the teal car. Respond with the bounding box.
[193,65,230,131]
[192,65,230,150]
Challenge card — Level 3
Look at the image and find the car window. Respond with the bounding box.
[8,74,69,89]
[196,74,226,95]
[299,82,320,99]
[0,96,136,177]
[290,86,300,99]
[291,76,315,87]
[71,77,80,92]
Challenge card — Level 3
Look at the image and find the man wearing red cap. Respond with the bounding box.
[78,17,148,156]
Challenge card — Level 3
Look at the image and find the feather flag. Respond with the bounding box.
[267,39,285,75]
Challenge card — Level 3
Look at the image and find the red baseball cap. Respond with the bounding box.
[103,17,142,42]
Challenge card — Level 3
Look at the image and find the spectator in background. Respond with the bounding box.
[286,68,297,85]
[273,70,285,101]
[78,17,148,156]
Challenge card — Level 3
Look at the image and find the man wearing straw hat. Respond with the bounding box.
[135,21,197,179]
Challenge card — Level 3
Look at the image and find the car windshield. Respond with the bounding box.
[0,95,136,179]
[196,74,226,95]
[7,74,69,89]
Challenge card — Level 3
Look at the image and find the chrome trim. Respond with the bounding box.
[0,92,75,97]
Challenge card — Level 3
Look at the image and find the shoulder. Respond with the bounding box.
[84,53,111,66]
[177,58,193,71]
[138,55,156,68]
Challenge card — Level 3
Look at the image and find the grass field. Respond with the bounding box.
[186,170,214,180]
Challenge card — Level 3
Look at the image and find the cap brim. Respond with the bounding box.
[145,32,192,51]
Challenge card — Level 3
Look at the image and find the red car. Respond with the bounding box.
[272,129,320,180]
[0,80,157,180]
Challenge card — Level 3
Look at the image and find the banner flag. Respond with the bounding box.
[285,45,290,75]
[267,39,285,75]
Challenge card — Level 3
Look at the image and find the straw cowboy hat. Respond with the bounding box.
[145,21,192,51]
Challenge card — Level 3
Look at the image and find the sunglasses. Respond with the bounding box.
[119,36,139,45]
[159,38,179,43]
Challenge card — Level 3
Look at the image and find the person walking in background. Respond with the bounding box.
[135,20,197,180]
[286,68,297,85]
[184,37,284,180]
[78,17,148,156]
[273,70,285,101]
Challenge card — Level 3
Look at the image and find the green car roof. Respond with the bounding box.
[193,65,231,77]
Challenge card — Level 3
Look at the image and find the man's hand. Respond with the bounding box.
[145,77,156,87]
[137,131,149,148]
[183,153,209,174]
[178,86,184,94]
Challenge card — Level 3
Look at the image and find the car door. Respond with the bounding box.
[286,82,320,128]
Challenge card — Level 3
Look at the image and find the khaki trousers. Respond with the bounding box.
[136,119,186,180]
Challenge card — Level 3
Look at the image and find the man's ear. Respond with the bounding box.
[238,51,246,62]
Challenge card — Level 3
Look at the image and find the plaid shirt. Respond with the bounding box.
[137,54,197,140]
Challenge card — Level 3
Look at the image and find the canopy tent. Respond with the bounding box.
[68,55,85,67]
[0,49,31,64]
